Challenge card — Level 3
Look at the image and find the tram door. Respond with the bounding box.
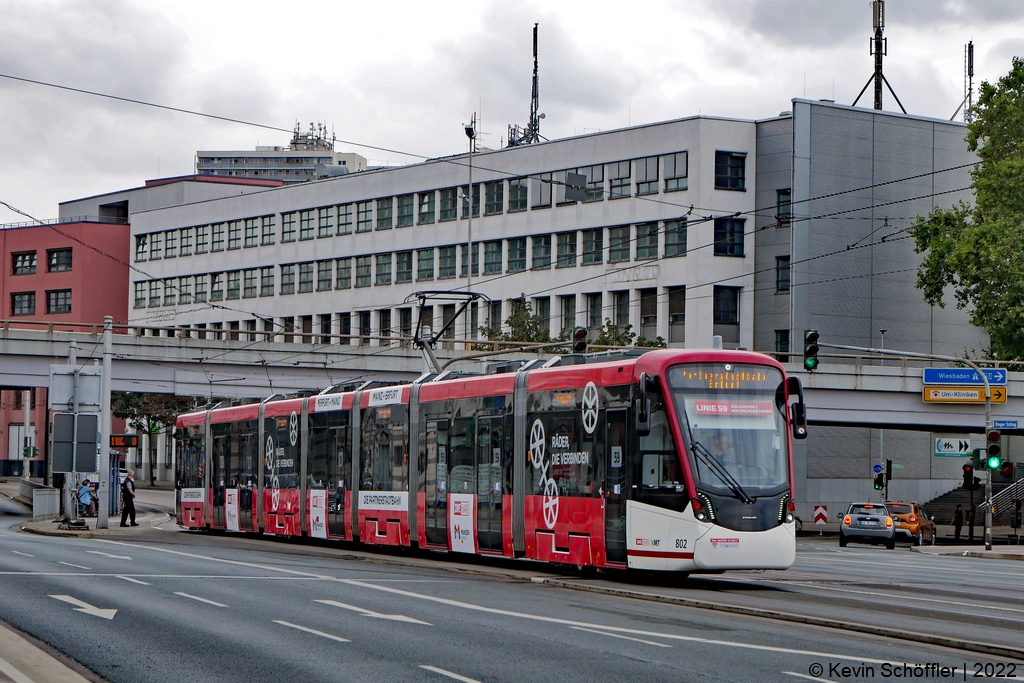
[604,408,628,564]
[476,416,504,552]
[327,425,350,537]
[239,433,257,531]
[212,433,228,527]
[423,420,449,547]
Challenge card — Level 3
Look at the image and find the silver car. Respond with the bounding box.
[839,503,895,549]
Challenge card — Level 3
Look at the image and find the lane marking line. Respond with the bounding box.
[86,551,131,560]
[57,562,90,570]
[419,665,483,683]
[272,620,350,643]
[771,580,1024,616]
[570,626,671,647]
[174,592,227,607]
[315,599,432,625]
[116,576,151,585]
[10,551,33,557]
[0,655,34,683]
[783,671,840,683]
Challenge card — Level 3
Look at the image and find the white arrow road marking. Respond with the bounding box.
[86,551,131,560]
[174,592,227,607]
[10,551,34,557]
[116,575,151,585]
[419,665,483,683]
[315,599,432,625]
[57,562,90,570]
[570,626,671,647]
[783,671,840,683]
[49,595,117,620]
[272,620,350,643]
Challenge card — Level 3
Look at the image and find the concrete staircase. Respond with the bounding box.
[924,482,1012,524]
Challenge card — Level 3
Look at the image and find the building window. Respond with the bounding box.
[508,238,526,272]
[776,255,791,292]
[668,286,685,343]
[244,218,259,247]
[180,228,193,256]
[150,232,163,259]
[418,192,435,224]
[714,217,745,257]
[396,251,413,283]
[379,309,391,340]
[195,275,208,302]
[316,207,333,238]
[576,164,602,202]
[639,288,657,336]
[46,290,71,313]
[775,329,790,361]
[587,293,602,330]
[163,279,176,306]
[484,241,502,274]
[317,261,333,291]
[211,273,223,301]
[664,152,688,192]
[399,307,413,343]
[439,189,457,221]
[485,182,503,215]
[227,221,241,249]
[609,226,630,263]
[532,235,551,269]
[239,270,254,299]
[713,286,740,324]
[259,268,273,297]
[261,216,276,245]
[359,311,371,344]
[397,195,414,227]
[356,201,373,232]
[531,173,552,208]
[210,224,223,252]
[196,225,209,253]
[560,295,576,334]
[281,213,296,242]
[179,277,191,303]
[280,265,296,294]
[11,292,34,316]
[460,244,479,277]
[339,312,352,340]
[609,161,631,199]
[614,291,629,328]
[15,251,40,275]
[489,300,502,333]
[226,271,241,299]
[556,232,577,268]
[375,254,392,285]
[461,184,480,219]
[636,223,658,260]
[715,151,746,191]
[134,236,147,262]
[298,262,314,292]
[134,282,146,309]
[355,257,371,287]
[377,198,394,230]
[336,258,352,289]
[417,249,434,281]
[319,314,333,344]
[164,230,177,258]
[534,297,550,334]
[636,156,659,195]
[438,246,457,279]
[299,210,314,240]
[508,178,528,212]
[777,189,792,223]
[337,204,352,235]
[148,280,161,307]
[582,229,603,264]
[665,219,686,257]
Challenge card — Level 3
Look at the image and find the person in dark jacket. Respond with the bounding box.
[953,504,963,541]
[120,470,138,527]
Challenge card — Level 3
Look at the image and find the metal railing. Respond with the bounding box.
[989,478,1024,514]
[0,215,128,229]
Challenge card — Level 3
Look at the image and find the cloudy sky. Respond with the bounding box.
[2,0,1023,221]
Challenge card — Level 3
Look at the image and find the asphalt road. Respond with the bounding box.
[0,503,1019,683]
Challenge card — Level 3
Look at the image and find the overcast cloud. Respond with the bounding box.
[1,0,1022,221]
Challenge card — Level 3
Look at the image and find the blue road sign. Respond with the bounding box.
[872,463,883,474]
[923,368,1007,386]
[994,420,1019,430]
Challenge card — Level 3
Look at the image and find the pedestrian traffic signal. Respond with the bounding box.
[985,428,1002,469]
[571,326,588,354]
[803,329,820,371]
[962,463,973,489]
[873,473,884,490]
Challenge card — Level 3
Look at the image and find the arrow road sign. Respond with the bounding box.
[813,506,828,525]
[923,368,1007,386]
[935,438,972,457]
[49,594,117,620]
[923,386,1007,404]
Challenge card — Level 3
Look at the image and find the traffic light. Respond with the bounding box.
[1013,499,1022,530]
[962,463,974,488]
[571,326,588,354]
[873,473,884,490]
[885,458,892,481]
[985,428,1002,470]
[1000,460,1014,478]
[803,329,820,371]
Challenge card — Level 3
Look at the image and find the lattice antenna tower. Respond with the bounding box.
[507,23,546,147]
[852,0,906,114]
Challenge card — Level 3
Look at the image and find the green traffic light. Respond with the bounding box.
[987,454,1002,470]
[804,357,819,371]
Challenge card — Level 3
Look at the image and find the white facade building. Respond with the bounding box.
[130,116,758,350]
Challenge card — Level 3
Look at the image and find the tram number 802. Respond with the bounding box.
[675,539,688,549]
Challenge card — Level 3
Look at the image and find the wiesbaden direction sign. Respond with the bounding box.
[922,368,1007,386]
[923,386,1007,404]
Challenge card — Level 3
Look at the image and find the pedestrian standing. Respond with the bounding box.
[77,479,95,517]
[967,504,976,542]
[120,470,138,527]
[953,504,963,542]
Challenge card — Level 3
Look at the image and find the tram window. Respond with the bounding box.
[529,410,594,497]
[638,388,682,490]
[448,416,474,494]
[266,413,300,488]
[176,426,205,489]
[360,405,408,491]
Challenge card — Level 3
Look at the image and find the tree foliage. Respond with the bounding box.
[911,57,1024,359]
[112,392,198,435]
[593,318,667,348]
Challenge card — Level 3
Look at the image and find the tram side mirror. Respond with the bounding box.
[635,372,651,437]
[787,376,808,440]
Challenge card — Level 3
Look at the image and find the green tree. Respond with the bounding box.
[112,392,198,436]
[593,319,667,348]
[479,295,556,346]
[911,57,1024,358]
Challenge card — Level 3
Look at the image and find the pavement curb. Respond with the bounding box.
[530,578,1024,662]
[910,547,1024,561]
[17,510,171,539]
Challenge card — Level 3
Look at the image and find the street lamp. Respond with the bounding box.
[879,328,886,501]
[464,115,476,347]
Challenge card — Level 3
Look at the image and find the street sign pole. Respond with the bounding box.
[98,316,113,530]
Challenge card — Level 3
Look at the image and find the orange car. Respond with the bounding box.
[885,501,936,545]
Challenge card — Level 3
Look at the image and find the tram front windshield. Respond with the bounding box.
[667,363,789,496]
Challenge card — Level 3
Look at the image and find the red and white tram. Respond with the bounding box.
[175,348,808,573]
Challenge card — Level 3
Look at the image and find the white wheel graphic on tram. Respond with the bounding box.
[270,475,280,512]
[542,478,559,529]
[581,382,599,435]
[289,411,298,446]
[529,419,546,469]
[265,436,275,473]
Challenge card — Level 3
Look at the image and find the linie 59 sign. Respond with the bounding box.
[110,434,138,448]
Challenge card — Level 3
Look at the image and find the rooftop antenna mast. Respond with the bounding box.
[951,41,975,122]
[507,23,546,147]
[851,0,906,114]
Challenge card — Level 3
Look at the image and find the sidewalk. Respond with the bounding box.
[0,619,97,683]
